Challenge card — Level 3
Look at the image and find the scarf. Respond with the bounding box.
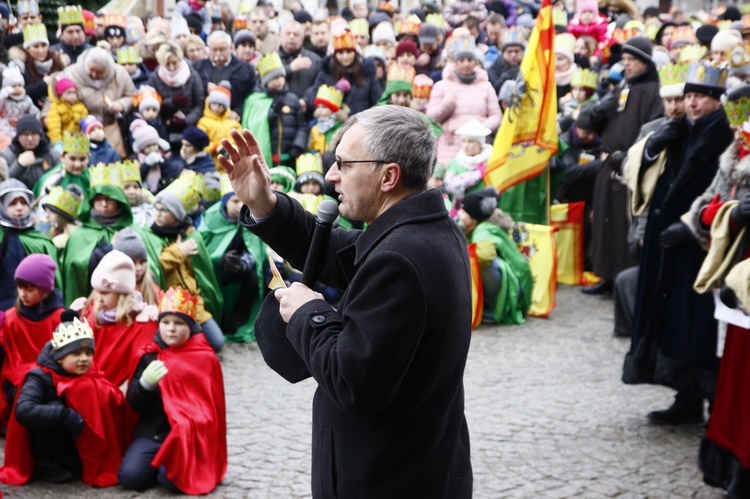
[316,115,337,134]
[150,218,192,239]
[455,71,477,85]
[455,143,493,170]
[0,212,32,230]
[90,207,124,228]
[556,64,574,86]
[34,59,54,76]
[158,60,192,88]
[97,306,118,325]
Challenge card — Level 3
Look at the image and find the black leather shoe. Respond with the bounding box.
[581,279,613,295]
[647,406,704,425]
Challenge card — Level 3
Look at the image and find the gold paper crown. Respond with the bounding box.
[165,170,204,213]
[51,317,94,350]
[552,8,567,27]
[743,121,750,146]
[399,18,421,37]
[349,18,369,36]
[18,1,39,15]
[82,10,95,32]
[233,15,247,30]
[716,20,733,31]
[378,1,395,14]
[724,96,750,127]
[571,68,598,90]
[89,162,124,189]
[425,14,446,29]
[387,63,416,83]
[412,74,433,99]
[159,287,198,320]
[501,27,526,47]
[44,185,82,219]
[679,44,707,63]
[103,12,127,28]
[296,152,323,177]
[687,60,728,89]
[612,27,640,43]
[257,51,283,78]
[117,46,141,64]
[207,2,222,19]
[22,24,47,46]
[219,174,233,197]
[58,6,84,26]
[728,45,750,68]
[133,86,162,108]
[63,132,90,155]
[669,26,697,46]
[314,84,344,111]
[333,31,357,51]
[658,62,689,88]
[120,160,141,183]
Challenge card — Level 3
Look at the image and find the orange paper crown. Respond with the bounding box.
[132,86,162,108]
[378,1,395,14]
[399,18,421,37]
[333,31,357,51]
[104,13,127,29]
[387,63,416,83]
[233,15,248,30]
[412,74,434,99]
[159,287,198,319]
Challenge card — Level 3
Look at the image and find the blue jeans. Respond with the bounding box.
[200,317,224,352]
[118,438,181,493]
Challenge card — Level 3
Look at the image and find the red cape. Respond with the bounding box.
[0,365,127,486]
[87,311,158,386]
[141,334,227,494]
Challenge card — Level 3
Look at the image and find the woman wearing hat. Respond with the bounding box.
[7,23,66,108]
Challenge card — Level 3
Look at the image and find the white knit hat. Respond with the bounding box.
[711,29,742,54]
[372,22,396,45]
[91,250,136,294]
[2,67,24,88]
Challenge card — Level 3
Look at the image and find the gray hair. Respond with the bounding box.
[83,47,115,73]
[207,29,232,47]
[156,41,183,65]
[341,106,435,191]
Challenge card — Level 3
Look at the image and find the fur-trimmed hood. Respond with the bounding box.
[719,141,750,188]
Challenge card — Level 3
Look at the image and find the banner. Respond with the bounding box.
[515,223,558,317]
[550,202,585,285]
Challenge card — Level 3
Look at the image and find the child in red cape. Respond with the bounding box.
[0,254,64,425]
[119,287,226,495]
[80,249,158,388]
[0,314,127,485]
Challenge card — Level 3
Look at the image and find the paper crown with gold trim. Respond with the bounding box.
[82,10,95,34]
[18,0,39,15]
[612,27,641,43]
[669,26,697,47]
[378,1,395,14]
[387,63,416,84]
[658,62,688,97]
[165,170,204,213]
[233,15,247,30]
[63,132,90,155]
[686,60,728,90]
[349,18,369,36]
[571,68,598,90]
[398,18,422,38]
[22,23,48,49]
[159,287,198,320]
[120,160,141,183]
[296,153,324,186]
[58,6,84,26]
[133,86,162,109]
[724,96,750,127]
[552,8,567,27]
[207,2,222,20]
[501,27,526,48]
[43,185,83,220]
[679,44,707,63]
[728,45,750,68]
[257,51,284,79]
[51,317,95,357]
[117,46,141,65]
[103,12,127,29]
[89,162,124,189]
[202,171,221,203]
[333,31,357,51]
[219,174,233,197]
[425,13,446,29]
[314,84,344,112]
[412,74,434,99]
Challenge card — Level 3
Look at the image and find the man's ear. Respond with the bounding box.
[381,163,401,192]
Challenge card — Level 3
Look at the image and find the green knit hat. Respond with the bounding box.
[269,166,297,194]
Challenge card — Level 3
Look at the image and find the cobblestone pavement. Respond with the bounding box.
[0,286,721,498]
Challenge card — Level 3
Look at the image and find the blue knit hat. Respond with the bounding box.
[182,126,210,150]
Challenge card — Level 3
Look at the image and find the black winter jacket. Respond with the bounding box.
[265,87,309,163]
[127,341,171,442]
[309,56,382,116]
[2,134,60,190]
[192,56,256,118]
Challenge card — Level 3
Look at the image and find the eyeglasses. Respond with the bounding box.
[335,157,389,170]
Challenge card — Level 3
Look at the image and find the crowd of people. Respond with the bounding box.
[0,0,745,494]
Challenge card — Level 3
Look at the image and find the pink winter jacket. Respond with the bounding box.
[567,15,610,55]
[426,64,501,166]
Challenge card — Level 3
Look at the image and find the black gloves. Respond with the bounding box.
[659,221,692,248]
[61,407,84,438]
[720,285,739,309]
[645,118,682,157]
[596,91,618,114]
[731,195,750,224]
[289,146,303,161]
[221,250,256,279]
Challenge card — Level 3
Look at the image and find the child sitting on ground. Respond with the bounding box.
[80,115,120,166]
[0,314,127,486]
[46,76,88,154]
[0,67,40,139]
[118,287,226,494]
[444,119,493,215]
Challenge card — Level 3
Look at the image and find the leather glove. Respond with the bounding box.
[221,250,244,275]
[171,93,190,108]
[659,221,692,248]
[61,407,84,438]
[140,360,168,390]
[731,194,750,224]
[645,118,681,157]
[720,285,738,309]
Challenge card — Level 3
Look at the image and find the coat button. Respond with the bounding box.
[312,315,325,324]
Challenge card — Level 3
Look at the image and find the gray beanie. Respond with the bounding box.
[155,189,187,222]
[0,178,33,210]
[113,227,148,261]
[622,36,653,65]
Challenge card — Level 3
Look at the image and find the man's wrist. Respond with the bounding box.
[248,193,280,222]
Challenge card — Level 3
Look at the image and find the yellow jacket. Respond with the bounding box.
[196,100,241,172]
[46,85,89,144]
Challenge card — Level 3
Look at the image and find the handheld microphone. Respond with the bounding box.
[301,200,339,288]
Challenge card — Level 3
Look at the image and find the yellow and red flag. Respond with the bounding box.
[484,0,558,192]
[467,242,484,328]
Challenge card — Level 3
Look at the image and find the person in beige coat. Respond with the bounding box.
[41,47,135,158]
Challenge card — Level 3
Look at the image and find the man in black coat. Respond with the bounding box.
[221,106,473,498]
[277,21,321,105]
[487,34,524,94]
[623,62,733,425]
[192,30,256,121]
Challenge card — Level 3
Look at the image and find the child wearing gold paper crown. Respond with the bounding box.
[119,159,156,228]
[0,314,127,486]
[196,81,241,170]
[118,287,226,494]
[40,184,83,250]
[308,84,350,154]
[289,152,328,214]
[140,171,225,352]
[411,74,433,112]
[131,86,168,142]
[377,63,416,106]
[116,46,150,89]
[558,68,598,133]
[33,132,91,200]
[46,75,89,154]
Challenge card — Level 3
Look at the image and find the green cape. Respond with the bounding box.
[141,225,224,322]
[198,202,268,343]
[242,91,274,167]
[5,227,62,287]
[470,221,533,325]
[60,184,137,305]
[33,164,90,200]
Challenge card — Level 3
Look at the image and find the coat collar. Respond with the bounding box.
[719,140,750,188]
[351,189,448,266]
